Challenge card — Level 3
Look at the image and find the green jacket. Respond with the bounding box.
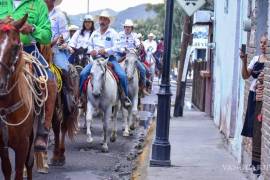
[0,0,52,45]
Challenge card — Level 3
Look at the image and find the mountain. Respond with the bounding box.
[67,4,157,31]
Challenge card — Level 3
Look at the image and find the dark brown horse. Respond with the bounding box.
[0,15,35,180]
[39,45,79,167]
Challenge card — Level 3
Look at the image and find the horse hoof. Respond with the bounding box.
[87,137,93,143]
[58,157,66,166]
[123,131,129,137]
[101,145,109,153]
[130,124,135,130]
[110,136,116,142]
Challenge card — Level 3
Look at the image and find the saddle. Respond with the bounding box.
[82,62,119,94]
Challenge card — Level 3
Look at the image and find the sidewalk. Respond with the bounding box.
[146,109,248,180]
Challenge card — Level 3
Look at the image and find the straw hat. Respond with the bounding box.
[68,25,79,31]
[137,33,143,39]
[122,19,134,27]
[148,33,155,38]
[96,10,114,22]
[54,0,62,6]
[83,14,94,22]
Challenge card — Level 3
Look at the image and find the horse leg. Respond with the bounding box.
[110,105,118,142]
[50,114,61,166]
[122,106,129,137]
[25,131,34,180]
[14,140,29,180]
[0,149,12,180]
[86,101,94,143]
[58,123,67,166]
[130,94,139,131]
[101,106,112,153]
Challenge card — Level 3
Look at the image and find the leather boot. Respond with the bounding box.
[34,79,57,151]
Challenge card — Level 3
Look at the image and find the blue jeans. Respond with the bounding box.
[79,56,129,96]
[23,45,54,80]
[136,60,146,86]
[53,48,70,71]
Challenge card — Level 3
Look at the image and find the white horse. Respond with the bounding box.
[86,58,119,152]
[122,49,140,136]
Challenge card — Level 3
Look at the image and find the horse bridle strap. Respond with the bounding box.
[0,100,24,118]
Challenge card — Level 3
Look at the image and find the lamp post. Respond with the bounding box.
[150,0,174,167]
[87,0,90,14]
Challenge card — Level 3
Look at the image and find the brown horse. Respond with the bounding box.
[0,15,36,180]
[39,45,79,167]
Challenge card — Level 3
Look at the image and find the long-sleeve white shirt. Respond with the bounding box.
[118,31,140,52]
[87,28,119,56]
[69,30,92,49]
[143,39,157,54]
[49,8,69,42]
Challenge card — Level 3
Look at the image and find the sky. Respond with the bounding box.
[59,0,164,15]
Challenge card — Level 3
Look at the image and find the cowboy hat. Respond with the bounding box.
[83,14,94,22]
[122,19,134,27]
[95,10,114,22]
[68,25,79,31]
[54,0,62,6]
[137,33,143,39]
[148,33,155,37]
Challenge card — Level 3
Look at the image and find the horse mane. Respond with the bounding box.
[12,52,32,110]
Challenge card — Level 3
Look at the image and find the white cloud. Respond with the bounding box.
[59,0,164,15]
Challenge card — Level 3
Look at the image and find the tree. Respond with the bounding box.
[135,2,184,66]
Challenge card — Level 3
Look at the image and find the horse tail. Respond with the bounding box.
[64,111,78,139]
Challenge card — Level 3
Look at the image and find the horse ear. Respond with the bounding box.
[12,14,28,30]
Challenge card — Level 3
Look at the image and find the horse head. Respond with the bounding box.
[74,47,89,67]
[90,58,108,97]
[0,14,28,95]
[125,49,139,81]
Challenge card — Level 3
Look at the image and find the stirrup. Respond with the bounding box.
[123,96,132,108]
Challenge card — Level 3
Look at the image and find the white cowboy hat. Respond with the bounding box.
[137,33,143,38]
[83,14,94,22]
[95,10,114,22]
[122,19,134,27]
[68,25,79,31]
[148,33,155,37]
[54,0,62,6]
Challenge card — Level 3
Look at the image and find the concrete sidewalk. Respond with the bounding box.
[146,110,248,180]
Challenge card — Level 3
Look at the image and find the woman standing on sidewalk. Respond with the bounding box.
[240,34,268,176]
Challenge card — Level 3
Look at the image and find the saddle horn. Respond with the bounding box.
[12,14,28,30]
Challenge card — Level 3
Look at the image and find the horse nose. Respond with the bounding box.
[93,92,101,97]
[128,76,133,81]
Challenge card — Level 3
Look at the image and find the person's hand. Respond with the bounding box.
[19,22,34,34]
[69,47,75,54]
[90,50,97,57]
[98,48,107,56]
[240,49,247,64]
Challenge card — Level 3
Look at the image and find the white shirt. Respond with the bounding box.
[88,28,119,56]
[248,55,260,91]
[118,31,140,52]
[49,8,69,41]
[143,39,157,54]
[69,30,92,49]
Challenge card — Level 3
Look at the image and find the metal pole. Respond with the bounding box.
[150,0,173,167]
[87,0,90,14]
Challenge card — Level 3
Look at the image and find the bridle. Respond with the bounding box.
[0,23,21,96]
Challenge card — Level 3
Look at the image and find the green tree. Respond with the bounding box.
[135,2,184,66]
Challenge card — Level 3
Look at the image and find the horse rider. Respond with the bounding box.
[80,10,132,107]
[68,24,79,38]
[118,19,149,95]
[68,14,95,64]
[45,0,70,72]
[144,32,157,56]
[0,0,58,151]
